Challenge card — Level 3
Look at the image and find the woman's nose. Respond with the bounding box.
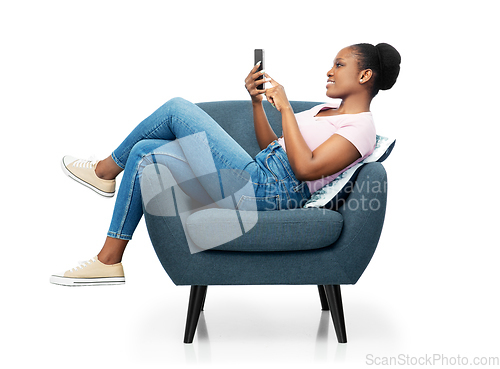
[327,67,334,77]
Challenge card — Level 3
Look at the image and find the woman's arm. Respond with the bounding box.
[265,76,361,181]
[245,64,278,150]
[251,101,278,150]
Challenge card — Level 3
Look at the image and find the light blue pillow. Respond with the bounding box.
[303,135,395,209]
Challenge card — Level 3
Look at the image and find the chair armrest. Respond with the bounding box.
[331,162,388,282]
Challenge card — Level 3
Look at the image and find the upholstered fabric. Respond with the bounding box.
[185,207,344,252]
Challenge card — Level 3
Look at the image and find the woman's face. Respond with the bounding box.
[325,47,363,99]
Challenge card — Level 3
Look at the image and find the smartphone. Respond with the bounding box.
[254,49,265,90]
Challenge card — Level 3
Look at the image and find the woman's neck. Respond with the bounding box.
[335,93,372,114]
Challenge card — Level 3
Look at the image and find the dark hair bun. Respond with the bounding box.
[375,43,401,91]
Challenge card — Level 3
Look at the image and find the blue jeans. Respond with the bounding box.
[107,97,311,240]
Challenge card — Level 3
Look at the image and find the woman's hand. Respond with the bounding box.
[245,62,268,104]
[264,74,292,112]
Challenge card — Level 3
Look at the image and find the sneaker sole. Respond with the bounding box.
[61,158,115,198]
[50,275,125,287]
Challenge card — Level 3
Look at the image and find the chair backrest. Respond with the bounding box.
[196,100,321,158]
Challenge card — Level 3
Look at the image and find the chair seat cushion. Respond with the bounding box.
[185,208,343,252]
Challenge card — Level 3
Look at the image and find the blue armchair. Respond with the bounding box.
[142,100,389,344]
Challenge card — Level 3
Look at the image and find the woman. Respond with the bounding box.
[50,43,401,286]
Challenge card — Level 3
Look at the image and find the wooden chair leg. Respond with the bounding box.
[184,285,207,343]
[200,286,207,311]
[324,284,347,343]
[317,285,330,310]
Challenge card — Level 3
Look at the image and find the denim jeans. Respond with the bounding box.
[107,97,311,240]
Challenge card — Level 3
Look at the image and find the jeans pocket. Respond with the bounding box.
[236,194,280,211]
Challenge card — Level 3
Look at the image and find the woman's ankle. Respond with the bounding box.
[95,156,122,180]
[98,237,128,265]
[97,252,122,265]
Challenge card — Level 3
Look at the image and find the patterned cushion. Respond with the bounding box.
[303,135,395,209]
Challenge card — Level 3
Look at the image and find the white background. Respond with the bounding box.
[1,0,499,368]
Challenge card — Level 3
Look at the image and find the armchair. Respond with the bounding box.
[142,100,389,344]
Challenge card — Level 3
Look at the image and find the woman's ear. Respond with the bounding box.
[359,69,373,84]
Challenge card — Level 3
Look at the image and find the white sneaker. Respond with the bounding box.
[61,156,115,197]
[50,256,125,286]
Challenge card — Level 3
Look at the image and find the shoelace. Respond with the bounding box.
[70,257,97,272]
[72,157,98,169]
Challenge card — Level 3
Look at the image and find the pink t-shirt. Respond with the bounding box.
[277,102,376,193]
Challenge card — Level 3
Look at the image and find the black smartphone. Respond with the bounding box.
[254,49,265,90]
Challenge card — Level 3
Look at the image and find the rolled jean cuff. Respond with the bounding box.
[107,230,133,241]
[111,151,126,170]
